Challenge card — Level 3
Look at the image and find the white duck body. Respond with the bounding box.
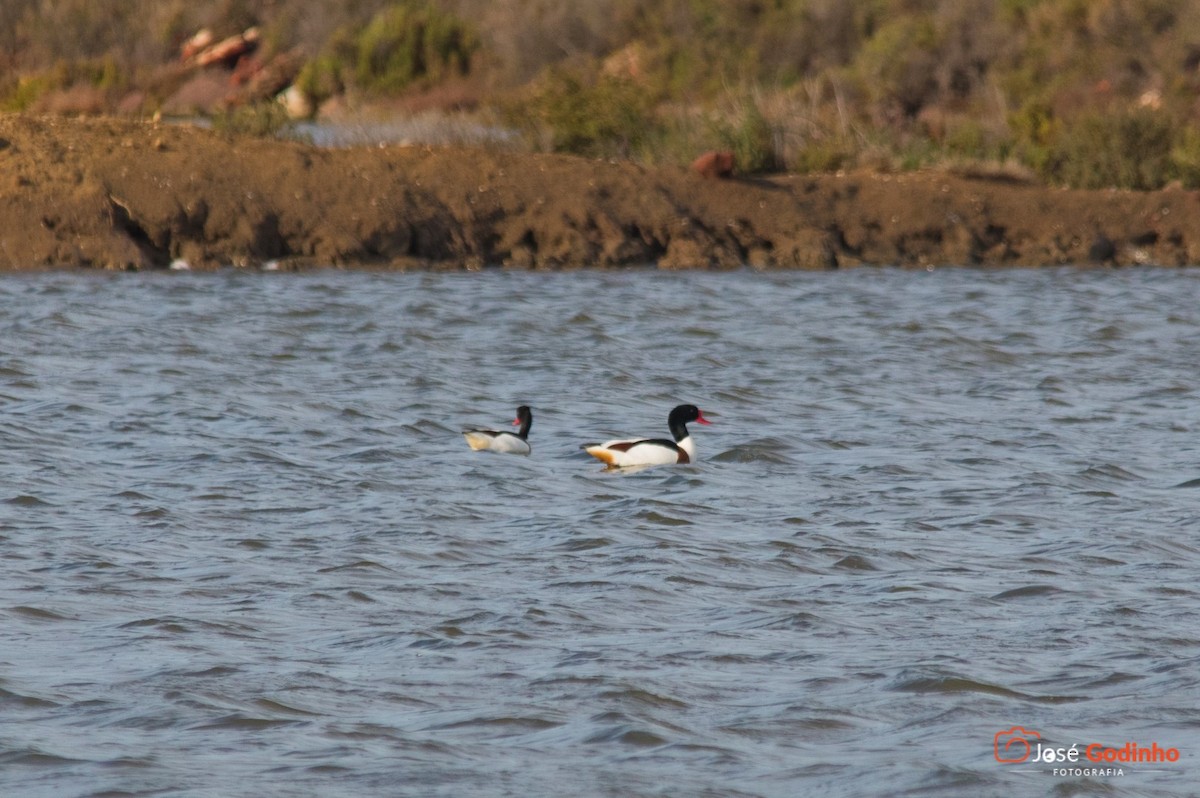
[582,405,710,468]
[584,434,695,467]
[463,406,532,455]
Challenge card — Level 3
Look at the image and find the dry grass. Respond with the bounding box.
[7,0,1200,186]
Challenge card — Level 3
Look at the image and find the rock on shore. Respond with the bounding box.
[1,114,1198,271]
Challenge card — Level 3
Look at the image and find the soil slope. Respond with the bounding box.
[1,114,1198,271]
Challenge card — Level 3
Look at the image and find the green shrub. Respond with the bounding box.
[353,4,477,94]
[1048,108,1175,189]
[708,94,783,174]
[791,138,857,174]
[295,4,477,101]
[1,74,55,111]
[1170,127,1200,188]
[211,101,294,138]
[894,136,942,171]
[851,14,940,117]
[515,70,658,157]
[0,56,125,111]
[1008,100,1059,175]
[295,52,347,107]
[943,119,987,159]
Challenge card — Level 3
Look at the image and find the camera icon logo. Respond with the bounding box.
[995,726,1040,763]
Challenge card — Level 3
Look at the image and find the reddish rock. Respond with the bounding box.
[194,28,260,69]
[181,29,215,62]
[691,150,734,179]
[230,55,264,87]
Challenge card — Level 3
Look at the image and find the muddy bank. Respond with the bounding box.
[1,114,1199,271]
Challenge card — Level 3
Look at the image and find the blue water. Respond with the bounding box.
[1,267,1198,797]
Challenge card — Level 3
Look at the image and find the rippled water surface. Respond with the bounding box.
[3,267,1200,797]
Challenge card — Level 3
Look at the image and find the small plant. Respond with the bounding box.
[1048,108,1175,189]
[709,94,783,174]
[1008,100,1059,177]
[850,14,940,118]
[294,4,477,102]
[514,69,658,157]
[295,52,348,108]
[353,4,477,95]
[1170,127,1200,188]
[211,101,293,138]
[791,137,857,174]
[1,74,55,111]
[0,56,125,111]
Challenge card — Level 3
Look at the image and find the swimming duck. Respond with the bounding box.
[582,404,711,467]
[463,405,532,455]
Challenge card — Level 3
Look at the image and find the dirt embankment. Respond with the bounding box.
[1,114,1199,271]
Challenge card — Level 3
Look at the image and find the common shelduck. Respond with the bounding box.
[582,404,711,467]
[463,405,532,455]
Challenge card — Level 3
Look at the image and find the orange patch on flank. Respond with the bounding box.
[585,446,617,465]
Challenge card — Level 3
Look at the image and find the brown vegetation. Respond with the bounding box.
[4,1,1200,188]
[7,3,1200,272]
